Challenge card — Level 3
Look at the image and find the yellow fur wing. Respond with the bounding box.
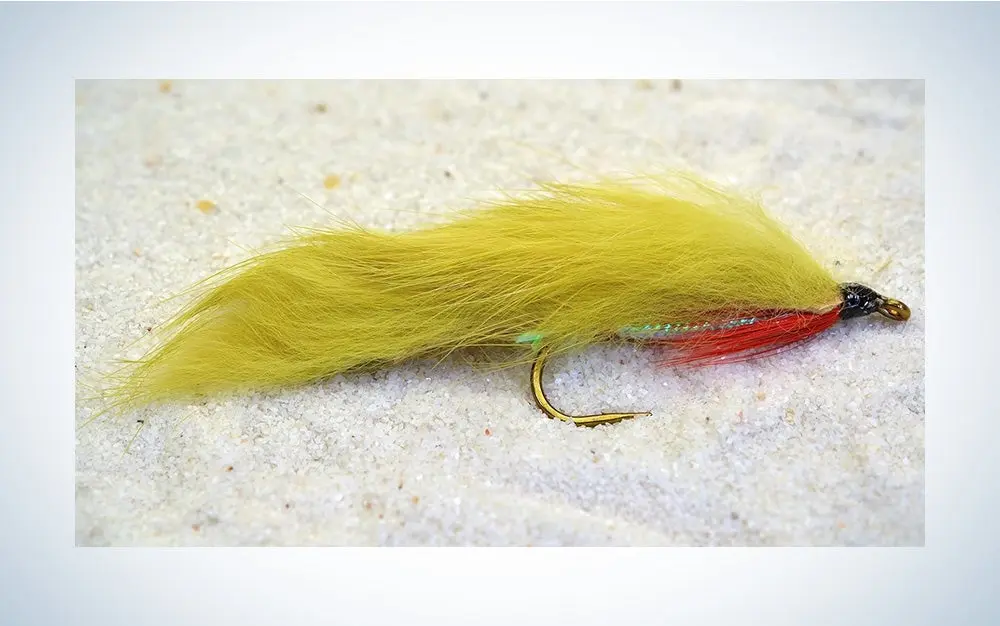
[102,173,842,412]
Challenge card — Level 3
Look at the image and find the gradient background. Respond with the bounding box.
[3,1,998,624]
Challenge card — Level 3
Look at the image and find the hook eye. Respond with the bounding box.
[877,298,911,321]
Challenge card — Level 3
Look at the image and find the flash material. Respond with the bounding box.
[101,173,911,426]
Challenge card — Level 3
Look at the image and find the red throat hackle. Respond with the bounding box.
[650,306,843,367]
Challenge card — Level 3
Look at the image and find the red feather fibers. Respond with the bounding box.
[651,307,843,367]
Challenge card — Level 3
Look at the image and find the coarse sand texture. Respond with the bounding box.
[76,80,924,546]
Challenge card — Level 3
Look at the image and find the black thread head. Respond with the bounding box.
[839,283,881,319]
[839,282,911,322]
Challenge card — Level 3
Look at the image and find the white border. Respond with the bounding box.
[3,1,996,623]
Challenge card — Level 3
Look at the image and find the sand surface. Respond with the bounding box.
[75,80,924,546]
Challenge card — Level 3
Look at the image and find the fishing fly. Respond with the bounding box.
[102,173,911,426]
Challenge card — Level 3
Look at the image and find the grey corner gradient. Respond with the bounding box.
[1,1,998,625]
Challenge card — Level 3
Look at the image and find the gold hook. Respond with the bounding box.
[529,345,652,427]
[877,297,911,321]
